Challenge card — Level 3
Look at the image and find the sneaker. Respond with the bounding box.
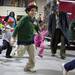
[0,50,2,54]
[29,67,36,72]
[62,63,68,75]
[51,54,55,57]
[24,67,36,72]
[0,47,2,54]
[6,56,12,58]
[61,56,65,60]
[24,68,30,72]
[38,54,43,58]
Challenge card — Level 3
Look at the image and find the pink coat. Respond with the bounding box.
[34,30,48,47]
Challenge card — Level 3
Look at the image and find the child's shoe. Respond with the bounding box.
[6,55,12,58]
[0,47,2,54]
[38,54,43,58]
[24,67,36,72]
[0,50,2,54]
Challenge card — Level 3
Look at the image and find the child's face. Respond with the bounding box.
[28,8,37,18]
[40,24,47,30]
[8,22,14,26]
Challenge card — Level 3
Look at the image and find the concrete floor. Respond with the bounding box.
[0,39,75,75]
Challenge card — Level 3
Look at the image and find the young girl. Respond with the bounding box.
[34,21,48,58]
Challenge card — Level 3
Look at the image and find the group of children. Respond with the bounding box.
[0,15,48,59]
[0,13,75,74]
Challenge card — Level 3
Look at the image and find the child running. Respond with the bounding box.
[34,21,48,58]
[0,17,14,58]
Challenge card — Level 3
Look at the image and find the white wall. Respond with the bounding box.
[0,6,26,18]
[0,0,47,20]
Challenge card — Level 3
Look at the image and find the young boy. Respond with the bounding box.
[11,4,38,72]
[0,17,14,58]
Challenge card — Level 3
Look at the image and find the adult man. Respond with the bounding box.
[48,3,69,59]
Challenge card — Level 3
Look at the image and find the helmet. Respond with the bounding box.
[7,17,14,23]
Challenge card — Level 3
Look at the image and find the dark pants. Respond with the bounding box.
[64,59,75,72]
[0,40,12,57]
[51,29,65,57]
[0,29,2,35]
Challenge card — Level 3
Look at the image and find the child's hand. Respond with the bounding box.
[10,37,16,46]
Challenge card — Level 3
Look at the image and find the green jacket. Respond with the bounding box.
[13,15,39,45]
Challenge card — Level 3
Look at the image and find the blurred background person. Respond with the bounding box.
[4,11,16,28]
[48,1,69,59]
[0,17,14,58]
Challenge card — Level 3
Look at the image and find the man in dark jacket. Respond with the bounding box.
[48,4,69,59]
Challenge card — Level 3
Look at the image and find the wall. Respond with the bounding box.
[0,6,26,18]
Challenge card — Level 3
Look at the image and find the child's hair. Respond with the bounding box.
[25,4,38,13]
